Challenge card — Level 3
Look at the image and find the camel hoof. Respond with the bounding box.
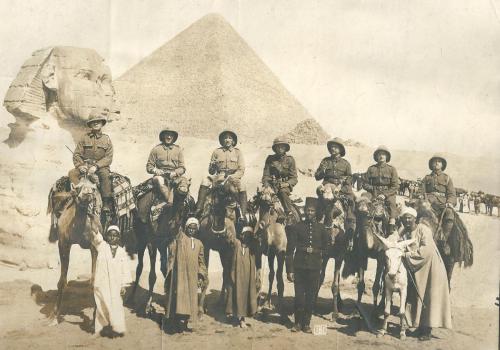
[399,332,407,340]
[198,311,205,321]
[331,312,338,322]
[145,304,154,316]
[377,331,385,338]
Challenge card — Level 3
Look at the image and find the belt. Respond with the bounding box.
[375,185,389,190]
[297,246,322,254]
[325,178,343,185]
[430,191,446,197]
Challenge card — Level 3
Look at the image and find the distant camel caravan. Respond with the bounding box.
[46,127,475,339]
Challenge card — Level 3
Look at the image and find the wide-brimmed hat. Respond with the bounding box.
[429,153,447,171]
[159,128,178,143]
[272,136,290,153]
[326,137,346,156]
[219,130,238,146]
[373,146,391,162]
[86,110,108,127]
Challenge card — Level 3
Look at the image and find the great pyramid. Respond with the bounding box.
[114,13,324,143]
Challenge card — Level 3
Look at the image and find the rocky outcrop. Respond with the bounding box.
[281,118,331,145]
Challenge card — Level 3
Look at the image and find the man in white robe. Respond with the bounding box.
[92,225,132,336]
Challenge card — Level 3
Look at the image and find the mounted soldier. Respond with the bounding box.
[68,110,113,214]
[362,146,399,233]
[146,128,189,207]
[314,138,356,236]
[195,130,249,224]
[262,137,299,223]
[421,154,457,279]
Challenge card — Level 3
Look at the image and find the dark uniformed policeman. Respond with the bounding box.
[286,197,330,333]
[314,137,356,233]
[262,137,298,222]
[422,153,457,283]
[146,128,188,206]
[362,146,400,232]
[68,110,113,212]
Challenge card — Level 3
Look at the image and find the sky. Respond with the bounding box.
[0,0,499,158]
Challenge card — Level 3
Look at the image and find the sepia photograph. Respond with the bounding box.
[0,1,498,349]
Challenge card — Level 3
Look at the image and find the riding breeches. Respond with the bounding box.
[384,195,398,221]
[200,176,246,192]
[68,166,112,198]
[153,175,189,195]
[294,268,320,326]
[276,187,294,214]
[429,201,455,221]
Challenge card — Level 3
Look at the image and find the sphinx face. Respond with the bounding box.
[41,47,114,122]
[3,47,116,146]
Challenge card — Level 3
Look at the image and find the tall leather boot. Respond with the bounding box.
[195,185,210,218]
[238,191,249,224]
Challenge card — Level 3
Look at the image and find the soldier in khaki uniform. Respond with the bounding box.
[146,128,189,206]
[195,130,249,222]
[68,111,113,212]
[362,146,399,232]
[314,138,356,234]
[262,137,298,223]
[422,154,457,283]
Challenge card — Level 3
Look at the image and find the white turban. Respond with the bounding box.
[185,217,199,228]
[106,225,120,233]
[400,206,417,218]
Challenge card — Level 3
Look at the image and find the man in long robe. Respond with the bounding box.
[92,225,132,336]
[399,207,452,341]
[225,227,258,328]
[164,218,208,332]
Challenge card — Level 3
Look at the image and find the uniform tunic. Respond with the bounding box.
[363,163,400,219]
[314,156,355,227]
[70,131,113,197]
[314,156,353,191]
[423,171,456,221]
[146,143,186,175]
[262,154,298,214]
[209,147,245,179]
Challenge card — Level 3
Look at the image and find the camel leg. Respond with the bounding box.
[276,251,286,322]
[315,255,329,313]
[198,246,210,318]
[52,240,71,323]
[357,268,365,304]
[128,242,146,304]
[331,257,342,321]
[145,243,157,315]
[90,246,98,327]
[218,249,231,306]
[264,251,275,310]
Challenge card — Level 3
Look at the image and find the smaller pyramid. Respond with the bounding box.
[281,118,331,145]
